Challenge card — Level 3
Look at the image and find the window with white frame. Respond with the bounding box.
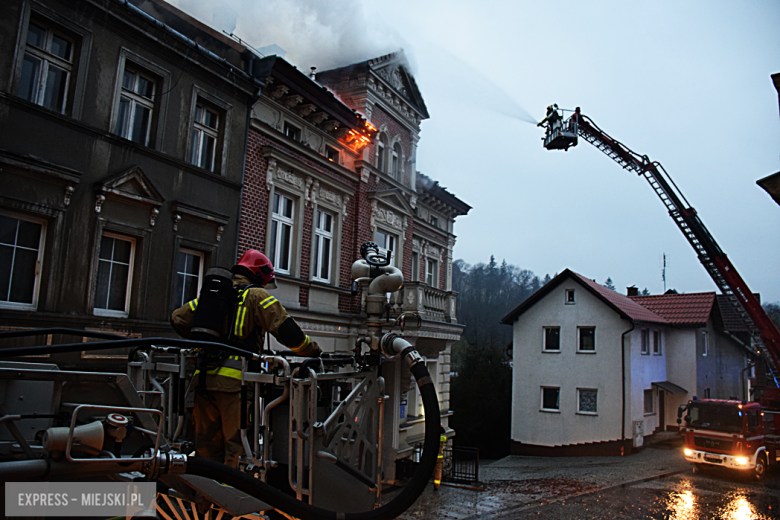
[541,386,560,412]
[391,142,401,179]
[543,326,560,351]
[373,229,396,265]
[190,101,219,172]
[643,389,654,414]
[114,63,156,146]
[376,136,387,172]
[577,388,598,414]
[641,328,650,354]
[17,18,74,114]
[0,213,45,309]
[313,209,333,283]
[702,331,709,356]
[94,233,135,317]
[426,258,438,287]
[173,249,203,309]
[565,289,575,304]
[411,252,419,281]
[270,193,294,274]
[578,327,595,352]
[653,330,661,355]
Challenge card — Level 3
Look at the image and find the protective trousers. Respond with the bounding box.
[192,390,242,468]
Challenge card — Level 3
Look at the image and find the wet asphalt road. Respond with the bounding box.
[494,468,780,520]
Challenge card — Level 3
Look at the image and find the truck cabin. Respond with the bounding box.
[678,399,762,435]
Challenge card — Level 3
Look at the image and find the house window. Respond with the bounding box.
[653,330,661,355]
[17,19,74,113]
[376,136,387,172]
[94,233,135,317]
[578,327,595,352]
[0,213,45,309]
[543,327,560,352]
[702,331,708,356]
[565,289,575,304]
[541,387,560,412]
[373,229,396,265]
[577,389,598,414]
[391,143,401,179]
[114,63,156,146]
[325,146,339,163]
[643,389,654,414]
[270,193,295,274]
[284,122,301,142]
[641,329,650,354]
[173,249,203,310]
[430,215,438,228]
[426,258,438,287]
[190,102,219,172]
[411,252,419,282]
[313,209,333,283]
[703,388,711,399]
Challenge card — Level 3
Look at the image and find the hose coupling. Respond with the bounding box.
[380,333,423,367]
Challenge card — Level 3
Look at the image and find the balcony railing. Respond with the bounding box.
[365,281,458,323]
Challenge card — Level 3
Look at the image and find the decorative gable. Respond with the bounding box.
[93,166,164,225]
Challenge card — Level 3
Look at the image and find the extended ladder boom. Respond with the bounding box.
[547,108,780,383]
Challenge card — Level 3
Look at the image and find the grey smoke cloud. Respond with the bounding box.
[168,0,405,72]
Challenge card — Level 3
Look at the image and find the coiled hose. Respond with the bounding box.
[185,361,440,520]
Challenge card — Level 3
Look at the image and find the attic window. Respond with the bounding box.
[325,146,339,163]
[284,122,301,142]
[565,289,575,304]
[430,215,438,228]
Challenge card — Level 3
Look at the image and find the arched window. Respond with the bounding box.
[376,135,387,172]
[391,143,401,179]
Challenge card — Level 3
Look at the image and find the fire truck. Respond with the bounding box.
[540,107,780,480]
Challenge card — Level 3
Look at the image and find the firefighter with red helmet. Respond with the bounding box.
[171,249,321,467]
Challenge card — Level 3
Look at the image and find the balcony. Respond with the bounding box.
[374,281,458,323]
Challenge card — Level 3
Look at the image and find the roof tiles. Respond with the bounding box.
[629,292,715,325]
[569,272,668,324]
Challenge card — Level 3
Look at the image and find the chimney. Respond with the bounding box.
[309,67,317,80]
[627,286,639,297]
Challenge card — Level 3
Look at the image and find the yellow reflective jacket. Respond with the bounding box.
[171,274,313,391]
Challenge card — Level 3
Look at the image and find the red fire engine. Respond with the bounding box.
[540,107,780,480]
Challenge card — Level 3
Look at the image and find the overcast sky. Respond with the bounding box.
[170,0,780,302]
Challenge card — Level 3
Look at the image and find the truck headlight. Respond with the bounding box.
[684,449,693,457]
[734,456,748,466]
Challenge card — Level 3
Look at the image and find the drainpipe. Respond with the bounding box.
[234,82,265,260]
[621,322,635,455]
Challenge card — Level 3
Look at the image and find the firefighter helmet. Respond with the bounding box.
[232,250,276,288]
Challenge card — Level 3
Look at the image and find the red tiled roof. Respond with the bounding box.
[629,292,715,326]
[569,272,668,324]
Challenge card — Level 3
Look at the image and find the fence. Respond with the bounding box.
[413,444,480,486]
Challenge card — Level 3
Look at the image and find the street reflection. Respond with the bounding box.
[719,494,755,520]
[667,489,696,520]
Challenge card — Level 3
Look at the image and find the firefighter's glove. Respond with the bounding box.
[298,340,322,358]
[291,335,322,358]
[537,121,543,127]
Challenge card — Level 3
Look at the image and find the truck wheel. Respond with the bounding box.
[754,454,767,481]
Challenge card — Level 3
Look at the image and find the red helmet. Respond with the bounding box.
[233,250,276,288]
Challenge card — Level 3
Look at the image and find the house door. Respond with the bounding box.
[659,390,665,431]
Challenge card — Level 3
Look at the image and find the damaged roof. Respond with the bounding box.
[417,172,471,216]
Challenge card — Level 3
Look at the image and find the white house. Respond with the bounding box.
[501,269,753,456]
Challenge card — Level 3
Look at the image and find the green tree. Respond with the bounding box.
[603,277,616,291]
[449,346,512,458]
[764,302,780,331]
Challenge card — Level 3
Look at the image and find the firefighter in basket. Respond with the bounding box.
[171,249,321,467]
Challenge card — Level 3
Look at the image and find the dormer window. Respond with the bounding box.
[284,122,301,142]
[325,146,339,163]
